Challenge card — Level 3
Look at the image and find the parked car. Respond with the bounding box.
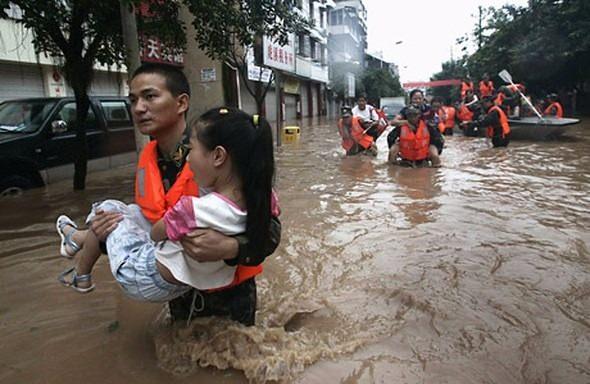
[0,96,136,197]
[380,97,406,120]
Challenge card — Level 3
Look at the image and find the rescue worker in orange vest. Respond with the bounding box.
[338,105,377,156]
[466,96,511,148]
[352,94,382,141]
[460,76,474,99]
[457,89,482,136]
[441,99,457,135]
[493,86,520,117]
[478,73,495,98]
[89,63,281,326]
[387,106,442,167]
[543,93,564,118]
[430,96,447,135]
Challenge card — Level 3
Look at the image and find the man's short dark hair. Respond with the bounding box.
[131,63,190,98]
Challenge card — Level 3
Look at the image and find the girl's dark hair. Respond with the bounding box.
[193,107,275,255]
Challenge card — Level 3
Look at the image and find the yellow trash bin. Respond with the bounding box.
[282,126,300,143]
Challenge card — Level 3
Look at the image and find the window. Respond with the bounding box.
[53,102,98,134]
[0,100,56,133]
[330,9,343,25]
[100,100,131,128]
[298,34,311,57]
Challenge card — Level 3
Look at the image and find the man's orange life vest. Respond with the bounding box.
[135,140,262,288]
[457,104,474,122]
[136,141,199,224]
[486,105,511,138]
[338,117,374,151]
[544,102,563,118]
[442,106,456,129]
[479,80,494,97]
[399,120,430,161]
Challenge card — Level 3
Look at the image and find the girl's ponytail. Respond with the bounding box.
[194,108,275,256]
[244,115,274,256]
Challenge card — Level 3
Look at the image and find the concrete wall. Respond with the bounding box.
[179,6,226,123]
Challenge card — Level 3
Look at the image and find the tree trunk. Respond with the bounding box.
[253,34,266,116]
[255,82,266,116]
[120,1,149,153]
[72,81,90,191]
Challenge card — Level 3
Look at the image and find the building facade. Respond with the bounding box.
[0,9,127,102]
[327,0,367,104]
[241,0,333,123]
[366,52,399,78]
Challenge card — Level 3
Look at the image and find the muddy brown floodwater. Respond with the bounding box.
[1,119,589,384]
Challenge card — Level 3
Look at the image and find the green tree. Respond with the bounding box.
[359,67,403,106]
[430,58,469,103]
[184,0,310,115]
[461,0,590,111]
[0,1,184,190]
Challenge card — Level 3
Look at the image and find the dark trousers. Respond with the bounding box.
[168,278,257,326]
[492,135,510,148]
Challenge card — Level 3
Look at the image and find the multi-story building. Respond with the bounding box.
[327,0,367,103]
[240,0,333,122]
[366,52,399,78]
[0,7,128,102]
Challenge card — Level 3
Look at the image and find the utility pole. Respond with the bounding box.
[275,71,282,147]
[477,6,483,50]
[120,0,149,152]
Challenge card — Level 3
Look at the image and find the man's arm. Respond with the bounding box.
[226,216,282,266]
[180,216,282,265]
[150,219,167,242]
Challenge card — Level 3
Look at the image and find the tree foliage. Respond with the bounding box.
[0,0,185,189]
[184,0,311,114]
[357,67,403,105]
[433,0,590,110]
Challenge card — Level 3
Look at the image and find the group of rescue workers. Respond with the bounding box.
[338,73,566,167]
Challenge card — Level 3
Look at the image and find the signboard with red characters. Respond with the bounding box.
[139,36,184,66]
[137,2,184,66]
[262,34,295,72]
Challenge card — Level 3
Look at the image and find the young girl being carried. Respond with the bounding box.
[55,107,276,302]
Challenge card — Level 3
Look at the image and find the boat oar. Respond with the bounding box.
[498,69,543,119]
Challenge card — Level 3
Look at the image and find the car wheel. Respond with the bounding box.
[0,175,36,198]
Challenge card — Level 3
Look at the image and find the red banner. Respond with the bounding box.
[402,79,462,89]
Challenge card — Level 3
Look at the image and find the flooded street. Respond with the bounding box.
[1,119,589,383]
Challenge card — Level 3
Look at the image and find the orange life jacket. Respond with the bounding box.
[338,117,374,151]
[479,80,494,97]
[399,120,430,161]
[442,106,456,129]
[543,102,563,118]
[135,140,262,288]
[494,93,511,115]
[461,81,474,98]
[436,108,446,133]
[136,141,199,224]
[457,104,474,122]
[486,105,511,138]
